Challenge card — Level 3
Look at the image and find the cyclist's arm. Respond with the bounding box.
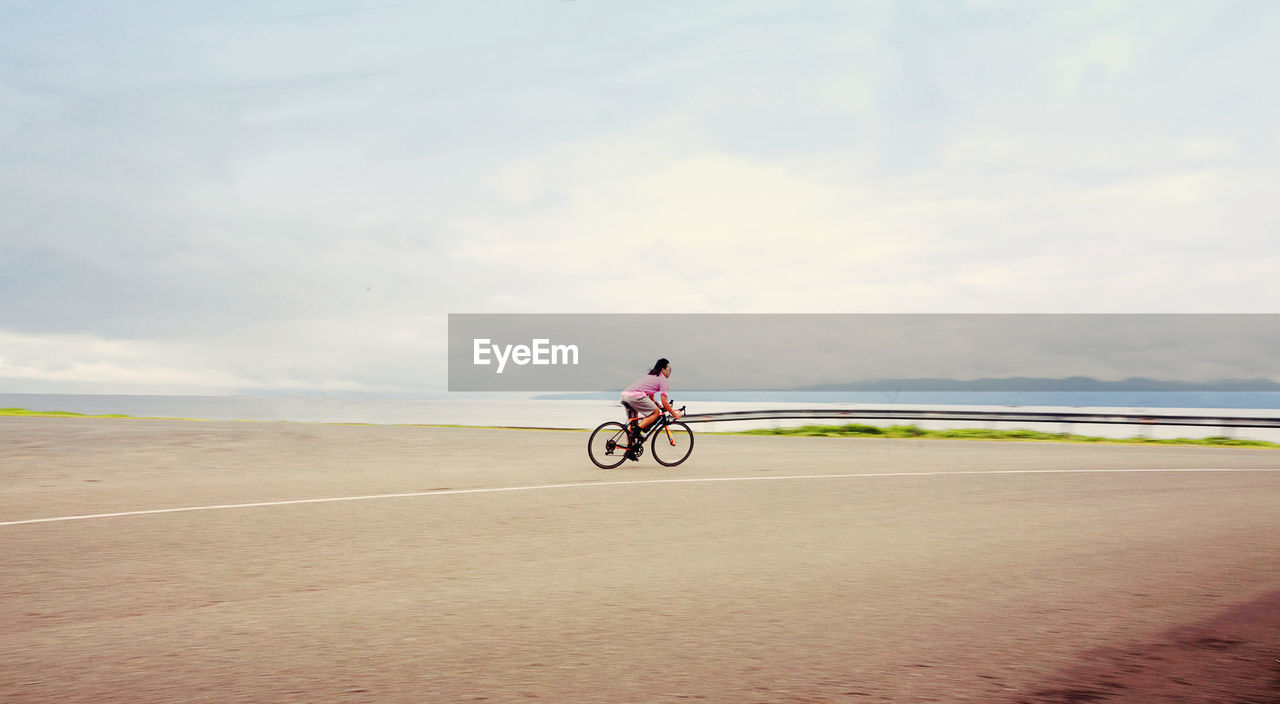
[656,393,682,419]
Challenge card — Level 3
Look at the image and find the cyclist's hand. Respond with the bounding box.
[673,410,683,420]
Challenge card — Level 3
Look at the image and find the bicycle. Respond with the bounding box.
[587,403,694,469]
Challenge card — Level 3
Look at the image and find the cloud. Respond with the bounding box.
[445,108,1278,314]
[0,315,448,394]
[0,330,249,394]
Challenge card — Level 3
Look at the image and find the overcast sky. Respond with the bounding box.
[2,1,1277,394]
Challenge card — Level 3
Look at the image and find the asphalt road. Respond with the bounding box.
[2,418,1279,703]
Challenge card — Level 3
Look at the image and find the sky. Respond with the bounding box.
[1,0,1277,394]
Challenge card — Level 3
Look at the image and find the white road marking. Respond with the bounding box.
[2,467,1278,527]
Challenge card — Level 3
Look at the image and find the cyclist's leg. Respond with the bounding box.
[635,410,660,431]
[622,395,659,434]
[619,401,644,460]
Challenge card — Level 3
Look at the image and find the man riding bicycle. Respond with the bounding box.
[621,358,682,458]
[586,357,694,468]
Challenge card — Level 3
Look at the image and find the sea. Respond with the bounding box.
[4,392,1280,442]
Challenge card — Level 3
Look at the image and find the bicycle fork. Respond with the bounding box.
[662,424,676,446]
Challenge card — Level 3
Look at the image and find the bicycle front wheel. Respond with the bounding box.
[651,421,694,467]
[588,421,630,469]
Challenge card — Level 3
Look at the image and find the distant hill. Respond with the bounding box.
[800,377,1280,392]
[534,377,1280,399]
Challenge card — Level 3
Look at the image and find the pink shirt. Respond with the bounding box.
[622,373,669,400]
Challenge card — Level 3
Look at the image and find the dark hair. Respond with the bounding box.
[647,358,670,375]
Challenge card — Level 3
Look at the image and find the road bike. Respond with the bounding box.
[588,403,694,469]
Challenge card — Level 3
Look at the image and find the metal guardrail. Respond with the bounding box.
[679,408,1280,429]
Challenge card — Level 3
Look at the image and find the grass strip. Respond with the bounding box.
[737,423,1279,448]
[0,407,133,419]
[0,409,578,430]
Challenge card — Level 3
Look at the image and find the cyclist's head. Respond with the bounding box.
[648,358,670,376]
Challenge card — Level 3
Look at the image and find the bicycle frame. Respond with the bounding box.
[633,408,684,446]
[627,405,686,446]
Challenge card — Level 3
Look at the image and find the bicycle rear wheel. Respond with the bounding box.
[588,421,630,469]
[651,421,694,466]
